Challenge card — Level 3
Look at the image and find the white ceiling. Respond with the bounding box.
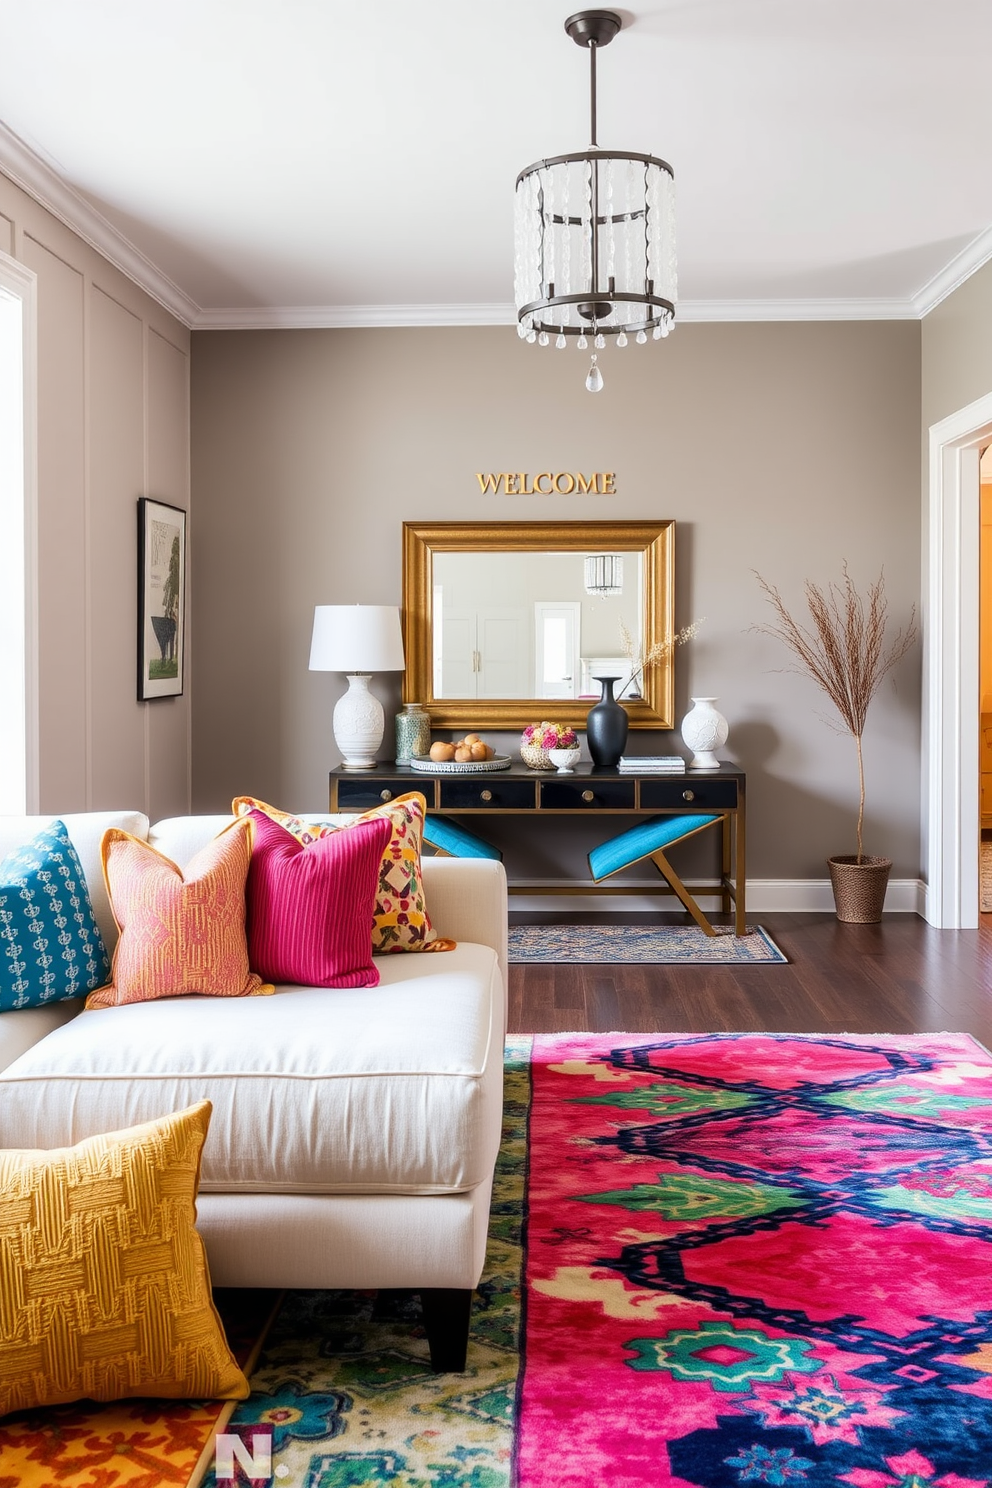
[1,0,992,328]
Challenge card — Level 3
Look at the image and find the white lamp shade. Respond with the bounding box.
[309,605,405,673]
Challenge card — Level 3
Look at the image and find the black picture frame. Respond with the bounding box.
[137,497,186,701]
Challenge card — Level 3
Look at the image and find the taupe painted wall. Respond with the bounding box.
[191,321,921,882]
[923,258,992,429]
[0,173,191,821]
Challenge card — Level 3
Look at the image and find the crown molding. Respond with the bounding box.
[678,296,916,322]
[192,302,517,330]
[910,223,992,317]
[0,121,199,327]
[194,295,919,330]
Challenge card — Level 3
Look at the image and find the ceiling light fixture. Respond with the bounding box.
[514,9,677,393]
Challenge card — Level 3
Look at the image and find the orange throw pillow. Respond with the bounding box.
[232,793,454,954]
[88,818,272,1008]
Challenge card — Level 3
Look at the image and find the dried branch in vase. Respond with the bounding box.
[753,566,917,862]
[615,617,705,701]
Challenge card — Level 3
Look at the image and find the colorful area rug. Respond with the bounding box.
[7,1035,992,1486]
[508,923,787,963]
[0,1288,280,1487]
[211,1031,992,1486]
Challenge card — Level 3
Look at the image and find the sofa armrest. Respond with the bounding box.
[421,857,508,994]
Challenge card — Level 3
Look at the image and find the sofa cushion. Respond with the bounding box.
[0,819,110,1010]
[88,819,272,1009]
[0,811,149,953]
[246,809,389,987]
[0,1101,249,1415]
[0,944,503,1197]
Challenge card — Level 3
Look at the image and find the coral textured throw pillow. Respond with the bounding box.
[88,818,272,1008]
[0,1101,249,1415]
[232,792,455,954]
[245,808,390,986]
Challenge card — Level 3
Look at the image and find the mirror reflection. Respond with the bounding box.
[432,551,644,700]
[402,520,675,730]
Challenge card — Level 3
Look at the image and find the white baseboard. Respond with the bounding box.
[509,878,928,915]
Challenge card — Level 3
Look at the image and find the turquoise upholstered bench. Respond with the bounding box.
[588,812,722,935]
[423,816,502,861]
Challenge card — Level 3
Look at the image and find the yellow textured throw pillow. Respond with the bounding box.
[233,792,455,954]
[0,1101,249,1417]
[88,818,272,1008]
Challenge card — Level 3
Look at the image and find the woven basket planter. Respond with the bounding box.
[519,743,554,770]
[827,855,892,923]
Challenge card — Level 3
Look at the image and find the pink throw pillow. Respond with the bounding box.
[246,809,391,987]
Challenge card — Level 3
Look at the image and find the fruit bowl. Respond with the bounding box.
[410,754,512,774]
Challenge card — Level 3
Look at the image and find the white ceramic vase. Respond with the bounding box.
[680,696,729,770]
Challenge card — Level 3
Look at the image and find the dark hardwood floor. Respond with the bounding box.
[506,911,992,1044]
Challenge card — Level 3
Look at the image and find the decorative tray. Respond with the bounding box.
[410,754,512,774]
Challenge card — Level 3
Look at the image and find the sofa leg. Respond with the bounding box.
[420,1288,473,1372]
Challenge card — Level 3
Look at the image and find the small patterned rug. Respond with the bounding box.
[508,922,787,964]
[982,840,992,912]
[0,1289,280,1488]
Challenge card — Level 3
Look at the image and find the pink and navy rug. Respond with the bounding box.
[518,1032,992,1487]
[197,1032,992,1487]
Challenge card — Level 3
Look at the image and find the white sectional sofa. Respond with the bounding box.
[0,811,508,1370]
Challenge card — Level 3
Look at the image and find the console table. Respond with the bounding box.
[328,762,747,935]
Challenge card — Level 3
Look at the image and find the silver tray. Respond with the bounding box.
[410,753,512,774]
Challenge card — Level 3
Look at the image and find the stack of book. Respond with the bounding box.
[617,755,686,773]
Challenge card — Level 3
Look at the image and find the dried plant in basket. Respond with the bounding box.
[753,567,917,863]
[616,617,705,701]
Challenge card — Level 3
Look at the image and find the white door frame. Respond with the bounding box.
[925,389,992,926]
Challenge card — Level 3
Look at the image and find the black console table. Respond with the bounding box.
[329,762,747,935]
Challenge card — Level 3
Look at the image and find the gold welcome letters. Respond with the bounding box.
[475,472,616,496]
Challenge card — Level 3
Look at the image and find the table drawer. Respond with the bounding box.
[334,777,418,810]
[439,779,537,810]
[639,778,738,810]
[539,779,636,810]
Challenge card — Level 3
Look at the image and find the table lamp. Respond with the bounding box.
[309,605,405,769]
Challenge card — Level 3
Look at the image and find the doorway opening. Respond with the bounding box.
[980,445,992,912]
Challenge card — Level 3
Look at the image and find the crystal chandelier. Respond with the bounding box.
[514,10,677,393]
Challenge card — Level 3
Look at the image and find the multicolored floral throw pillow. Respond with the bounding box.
[232,793,455,954]
[0,818,110,1010]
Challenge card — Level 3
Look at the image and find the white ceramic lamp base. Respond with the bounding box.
[333,673,385,769]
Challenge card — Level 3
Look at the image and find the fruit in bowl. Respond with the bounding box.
[429,733,495,764]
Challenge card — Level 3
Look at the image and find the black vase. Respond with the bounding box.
[586,676,629,767]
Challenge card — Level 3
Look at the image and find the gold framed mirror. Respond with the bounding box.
[401,520,675,730]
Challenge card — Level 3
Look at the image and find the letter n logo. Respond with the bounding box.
[215,1424,274,1483]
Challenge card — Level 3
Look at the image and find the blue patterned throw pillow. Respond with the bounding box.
[0,819,110,1010]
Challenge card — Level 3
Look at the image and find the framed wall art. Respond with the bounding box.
[137,497,186,701]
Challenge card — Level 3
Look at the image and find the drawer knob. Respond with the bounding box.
[480,789,493,802]
[380,789,393,802]
[682,789,695,802]
[582,790,595,803]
